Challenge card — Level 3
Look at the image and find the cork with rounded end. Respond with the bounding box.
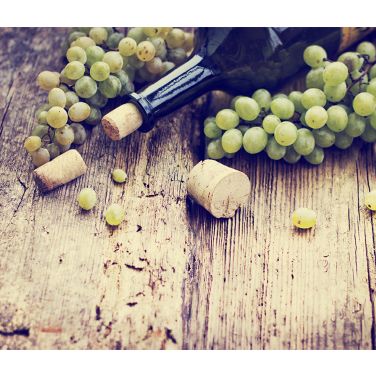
[33,149,87,192]
[101,103,143,141]
[187,159,251,218]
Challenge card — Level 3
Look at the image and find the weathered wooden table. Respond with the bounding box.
[0,28,375,350]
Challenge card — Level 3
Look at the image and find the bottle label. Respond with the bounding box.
[339,27,374,52]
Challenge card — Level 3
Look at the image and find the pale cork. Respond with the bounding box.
[101,103,143,141]
[187,160,251,218]
[33,149,87,192]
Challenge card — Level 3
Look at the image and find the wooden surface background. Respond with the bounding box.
[0,28,375,350]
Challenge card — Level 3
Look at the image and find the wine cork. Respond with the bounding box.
[33,149,87,192]
[187,160,251,218]
[102,103,143,141]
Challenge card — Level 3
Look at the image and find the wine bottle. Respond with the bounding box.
[102,27,374,140]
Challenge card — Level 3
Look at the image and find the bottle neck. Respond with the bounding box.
[127,54,218,132]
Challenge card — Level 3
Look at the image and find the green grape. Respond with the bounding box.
[361,124,376,143]
[70,123,87,144]
[288,91,305,113]
[356,41,376,63]
[31,124,50,139]
[68,31,86,44]
[337,104,352,114]
[312,126,336,148]
[335,132,353,149]
[127,27,146,44]
[66,46,87,64]
[345,113,366,137]
[224,152,236,159]
[338,51,363,72]
[274,121,297,146]
[56,142,71,153]
[46,143,60,159]
[65,91,79,109]
[183,32,194,52]
[234,96,260,121]
[55,125,74,146]
[166,28,185,48]
[365,190,376,210]
[71,36,95,50]
[85,106,102,126]
[301,88,326,109]
[326,105,348,132]
[142,27,162,37]
[353,92,376,116]
[149,37,167,59]
[102,51,123,73]
[161,61,176,74]
[31,148,50,167]
[105,27,114,37]
[238,125,250,135]
[47,106,68,129]
[243,127,268,154]
[252,89,272,111]
[367,78,376,97]
[370,65,376,80]
[300,111,308,127]
[270,97,295,119]
[48,88,67,107]
[293,128,315,155]
[303,45,327,68]
[167,48,187,65]
[77,188,97,210]
[292,208,317,229]
[348,70,368,95]
[37,71,60,91]
[207,139,225,159]
[266,137,286,160]
[64,61,85,80]
[37,110,48,124]
[284,146,301,164]
[230,95,242,110]
[136,41,156,62]
[114,70,134,96]
[112,168,127,183]
[98,75,121,98]
[306,67,325,90]
[123,64,136,81]
[90,61,111,82]
[106,32,125,50]
[215,109,239,130]
[86,45,105,67]
[324,82,347,102]
[262,114,281,134]
[369,111,376,129]
[304,146,324,165]
[323,62,348,85]
[128,55,145,69]
[204,117,215,125]
[221,129,243,153]
[89,27,108,45]
[204,120,222,139]
[158,27,173,38]
[145,57,163,75]
[272,93,288,100]
[60,69,76,86]
[24,136,41,153]
[85,90,108,108]
[68,102,91,122]
[76,27,91,34]
[305,106,328,129]
[105,203,125,226]
[74,76,97,98]
[35,103,51,118]
[59,84,69,93]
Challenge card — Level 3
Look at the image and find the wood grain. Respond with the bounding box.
[0,28,375,350]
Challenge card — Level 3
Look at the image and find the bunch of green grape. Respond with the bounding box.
[204,40,376,165]
[25,27,194,167]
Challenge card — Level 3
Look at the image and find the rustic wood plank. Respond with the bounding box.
[0,28,375,350]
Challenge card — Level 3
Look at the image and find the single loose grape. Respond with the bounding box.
[106,32,125,50]
[85,106,102,126]
[204,120,222,139]
[301,88,326,109]
[221,128,243,153]
[270,97,295,119]
[37,71,60,91]
[64,61,85,80]
[102,51,123,73]
[293,128,315,155]
[353,92,376,116]
[266,137,286,160]
[357,41,376,63]
[324,82,347,103]
[127,27,146,44]
[334,132,353,149]
[68,102,91,122]
[345,113,366,137]
[366,78,376,97]
[365,190,376,210]
[262,114,281,134]
[338,51,363,72]
[215,109,239,130]
[207,139,225,160]
[71,36,95,50]
[55,125,74,146]
[284,146,301,164]
[47,106,68,129]
[312,126,336,148]
[304,146,325,165]
[24,136,42,153]
[46,143,60,159]
[361,124,376,143]
[243,127,268,154]
[77,188,97,210]
[323,62,349,85]
[65,90,79,109]
[305,106,328,129]
[288,91,305,113]
[90,61,111,82]
[86,45,105,67]
[166,28,185,48]
[89,27,108,45]
[234,96,260,121]
[326,105,348,132]
[274,121,298,146]
[74,76,97,98]
[112,168,127,183]
[105,204,125,226]
[70,123,87,144]
[98,75,121,98]
[303,45,327,68]
[31,148,50,167]
[252,89,272,111]
[48,88,67,107]
[292,208,317,229]
[306,67,325,90]
[66,46,87,64]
